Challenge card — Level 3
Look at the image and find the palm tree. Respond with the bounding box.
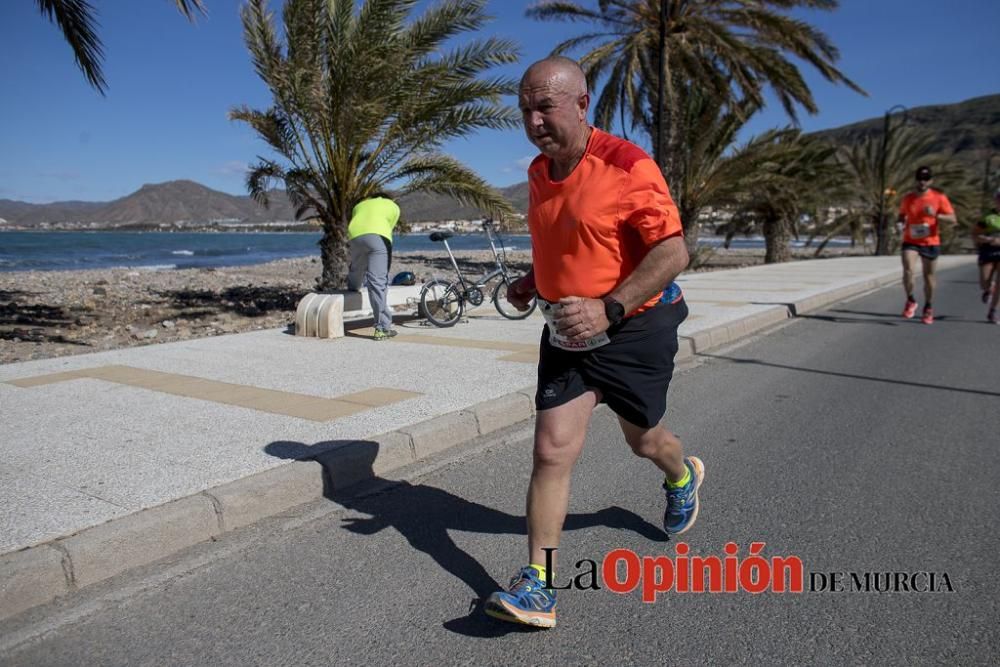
[527,0,864,248]
[645,80,833,265]
[725,131,841,263]
[654,83,836,264]
[809,127,975,256]
[670,89,763,247]
[34,1,207,94]
[231,0,520,291]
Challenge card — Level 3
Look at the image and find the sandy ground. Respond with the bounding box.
[0,246,870,364]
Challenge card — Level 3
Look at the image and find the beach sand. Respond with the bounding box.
[0,246,869,364]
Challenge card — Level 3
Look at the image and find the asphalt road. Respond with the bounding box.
[3,263,998,666]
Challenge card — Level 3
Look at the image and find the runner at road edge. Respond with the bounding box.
[896,165,957,324]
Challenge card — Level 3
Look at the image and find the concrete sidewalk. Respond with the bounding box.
[0,255,973,619]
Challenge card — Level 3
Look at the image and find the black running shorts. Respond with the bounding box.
[901,243,940,260]
[977,245,1000,265]
[535,298,689,429]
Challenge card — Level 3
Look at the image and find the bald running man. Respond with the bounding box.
[484,57,704,628]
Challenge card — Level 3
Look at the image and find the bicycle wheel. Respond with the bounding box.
[493,276,537,320]
[419,279,464,327]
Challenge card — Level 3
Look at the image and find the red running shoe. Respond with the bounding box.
[921,306,934,325]
[902,299,918,319]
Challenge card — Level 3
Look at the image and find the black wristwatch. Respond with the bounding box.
[602,296,625,326]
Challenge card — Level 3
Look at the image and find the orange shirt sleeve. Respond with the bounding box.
[619,159,683,245]
[937,193,955,215]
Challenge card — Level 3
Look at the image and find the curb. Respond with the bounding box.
[0,384,537,622]
[0,266,904,621]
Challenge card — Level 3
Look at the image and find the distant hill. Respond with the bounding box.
[397,182,528,222]
[0,199,104,225]
[91,180,297,225]
[0,180,298,229]
[2,94,995,229]
[0,179,527,229]
[809,94,1000,173]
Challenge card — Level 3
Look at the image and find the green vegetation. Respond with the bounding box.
[20,2,1000,266]
[231,0,520,290]
[526,0,864,253]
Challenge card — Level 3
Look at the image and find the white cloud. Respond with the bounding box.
[215,160,249,176]
[502,155,536,174]
[36,170,82,182]
[515,155,535,170]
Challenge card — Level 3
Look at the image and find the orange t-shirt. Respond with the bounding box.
[899,189,953,246]
[527,128,683,312]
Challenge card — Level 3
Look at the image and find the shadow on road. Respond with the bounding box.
[828,308,904,319]
[797,313,899,326]
[750,303,991,327]
[699,353,1000,398]
[265,439,664,637]
[829,308,989,324]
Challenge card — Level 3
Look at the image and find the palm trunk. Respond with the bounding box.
[874,211,891,256]
[679,201,700,257]
[764,217,791,264]
[316,217,350,292]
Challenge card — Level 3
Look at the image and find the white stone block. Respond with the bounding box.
[295,293,345,338]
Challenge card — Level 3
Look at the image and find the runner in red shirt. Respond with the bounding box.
[896,166,956,324]
[483,56,701,629]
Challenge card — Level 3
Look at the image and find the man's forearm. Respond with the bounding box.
[608,235,688,313]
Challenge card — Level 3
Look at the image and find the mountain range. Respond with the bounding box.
[2,94,996,230]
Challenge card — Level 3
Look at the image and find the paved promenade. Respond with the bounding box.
[0,255,973,619]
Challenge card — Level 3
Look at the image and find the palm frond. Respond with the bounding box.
[35,0,107,94]
[232,0,519,289]
[527,0,866,217]
[245,160,286,207]
[392,155,516,221]
[173,0,208,22]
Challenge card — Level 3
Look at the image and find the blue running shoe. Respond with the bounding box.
[663,456,705,535]
[484,566,557,628]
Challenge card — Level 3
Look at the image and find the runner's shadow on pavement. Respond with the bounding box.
[265,439,665,637]
[798,313,899,326]
[698,353,1000,398]
[828,308,905,319]
[827,309,987,325]
[752,302,899,325]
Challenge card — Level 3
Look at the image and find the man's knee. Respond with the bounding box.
[533,430,584,469]
[624,427,674,459]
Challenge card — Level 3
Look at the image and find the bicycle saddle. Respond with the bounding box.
[429,231,454,242]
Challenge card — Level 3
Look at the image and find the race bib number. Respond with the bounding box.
[539,299,610,352]
[909,223,931,239]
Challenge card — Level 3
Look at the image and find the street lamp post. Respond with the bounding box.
[981,153,997,214]
[875,105,907,256]
[655,0,667,168]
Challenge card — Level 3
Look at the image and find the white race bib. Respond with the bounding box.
[909,223,931,239]
[539,299,610,352]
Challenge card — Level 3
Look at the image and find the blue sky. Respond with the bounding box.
[1,0,998,203]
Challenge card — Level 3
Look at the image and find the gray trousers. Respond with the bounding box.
[347,234,393,330]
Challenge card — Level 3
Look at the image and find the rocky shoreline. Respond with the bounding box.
[0,246,869,365]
